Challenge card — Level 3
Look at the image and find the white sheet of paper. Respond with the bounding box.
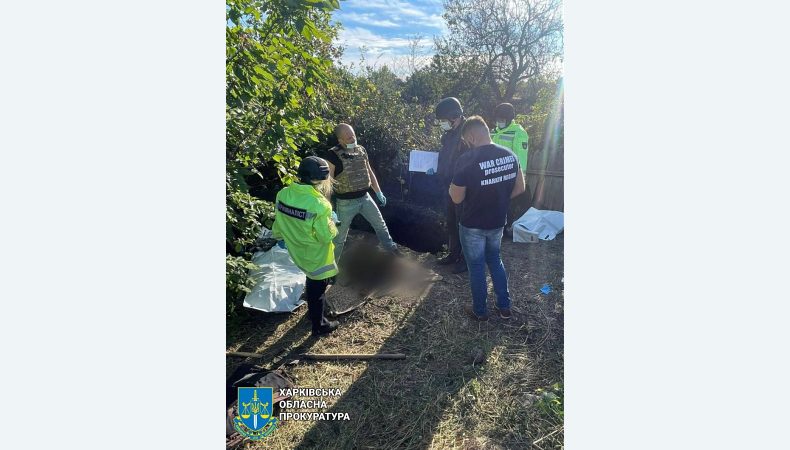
[408,150,439,173]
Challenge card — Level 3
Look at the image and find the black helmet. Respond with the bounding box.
[298,156,330,183]
[494,103,515,123]
[434,97,463,121]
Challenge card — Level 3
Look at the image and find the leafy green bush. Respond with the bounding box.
[521,78,563,153]
[226,178,273,253]
[535,382,564,422]
[226,255,258,317]
[226,0,340,315]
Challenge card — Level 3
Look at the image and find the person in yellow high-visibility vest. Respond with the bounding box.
[491,103,529,173]
[490,103,532,234]
[271,156,340,336]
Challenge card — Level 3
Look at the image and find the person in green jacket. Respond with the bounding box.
[491,103,532,234]
[271,156,340,336]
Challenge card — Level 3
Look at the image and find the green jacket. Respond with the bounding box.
[271,183,338,280]
[491,122,529,173]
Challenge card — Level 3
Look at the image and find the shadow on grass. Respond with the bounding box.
[288,236,565,449]
[229,234,564,449]
[290,280,516,450]
[226,306,318,377]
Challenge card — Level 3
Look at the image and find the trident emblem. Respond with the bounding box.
[240,389,271,429]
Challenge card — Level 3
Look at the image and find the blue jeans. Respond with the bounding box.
[334,193,396,262]
[459,224,511,316]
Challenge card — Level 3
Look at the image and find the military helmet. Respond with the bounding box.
[494,103,516,123]
[434,97,463,121]
[298,156,330,184]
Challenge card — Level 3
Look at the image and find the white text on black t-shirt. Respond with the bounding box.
[478,155,517,184]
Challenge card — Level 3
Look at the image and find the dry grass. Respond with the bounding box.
[227,230,564,449]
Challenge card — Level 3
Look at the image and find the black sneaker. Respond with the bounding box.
[451,261,468,274]
[464,304,489,322]
[312,320,340,336]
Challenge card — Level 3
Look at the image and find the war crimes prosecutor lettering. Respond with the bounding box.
[481,171,518,186]
[479,155,517,178]
[479,153,519,187]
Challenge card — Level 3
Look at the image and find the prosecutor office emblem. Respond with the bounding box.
[234,387,278,440]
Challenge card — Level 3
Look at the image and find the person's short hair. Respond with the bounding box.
[334,123,352,137]
[461,115,489,137]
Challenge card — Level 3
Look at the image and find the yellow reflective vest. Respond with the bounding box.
[271,183,338,280]
[491,122,529,173]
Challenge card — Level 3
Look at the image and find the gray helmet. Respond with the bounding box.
[298,156,330,184]
[434,97,463,121]
[494,103,515,123]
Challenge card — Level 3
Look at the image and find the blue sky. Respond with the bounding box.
[332,0,447,71]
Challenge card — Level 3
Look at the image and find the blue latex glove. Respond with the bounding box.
[426,168,435,175]
[376,191,387,207]
[331,211,340,225]
[276,240,287,249]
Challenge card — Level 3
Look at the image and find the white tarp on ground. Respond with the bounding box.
[243,245,306,313]
[513,207,564,242]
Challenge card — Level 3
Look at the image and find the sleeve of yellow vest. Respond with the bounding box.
[312,208,338,243]
[514,128,529,172]
[271,194,283,240]
[271,218,282,240]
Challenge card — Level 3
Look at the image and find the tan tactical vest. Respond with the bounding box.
[331,145,371,194]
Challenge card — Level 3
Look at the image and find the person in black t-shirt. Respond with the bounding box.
[449,116,526,321]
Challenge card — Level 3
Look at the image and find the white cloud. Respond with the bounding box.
[337,12,400,28]
[333,1,445,74]
[415,13,445,30]
[342,0,445,30]
[338,26,413,52]
[335,26,434,76]
[339,48,433,77]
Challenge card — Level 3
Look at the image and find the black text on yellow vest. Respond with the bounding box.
[332,146,371,194]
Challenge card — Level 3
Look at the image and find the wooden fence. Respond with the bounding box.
[525,143,564,212]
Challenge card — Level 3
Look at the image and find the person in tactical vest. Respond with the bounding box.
[429,97,469,274]
[272,156,340,336]
[321,123,400,263]
[491,102,532,235]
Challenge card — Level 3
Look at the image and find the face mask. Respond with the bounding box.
[496,121,506,129]
[439,121,452,131]
[345,141,356,149]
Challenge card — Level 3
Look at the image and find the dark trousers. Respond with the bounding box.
[305,277,331,332]
[446,192,464,261]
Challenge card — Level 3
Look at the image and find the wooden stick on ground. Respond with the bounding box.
[300,353,406,360]
[227,351,405,360]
